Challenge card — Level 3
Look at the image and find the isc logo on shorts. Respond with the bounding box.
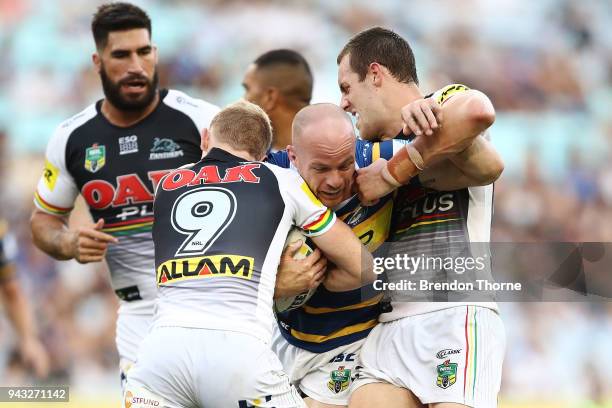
[156,254,254,285]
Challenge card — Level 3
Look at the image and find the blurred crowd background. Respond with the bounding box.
[0,0,610,406]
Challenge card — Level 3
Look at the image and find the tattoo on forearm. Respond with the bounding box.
[420,177,436,186]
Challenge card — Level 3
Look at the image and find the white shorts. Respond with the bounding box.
[353,306,505,408]
[125,326,306,408]
[116,301,155,390]
[271,325,364,405]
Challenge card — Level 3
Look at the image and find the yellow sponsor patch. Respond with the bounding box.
[435,84,469,105]
[156,254,254,285]
[300,182,324,207]
[43,160,59,191]
[341,200,392,252]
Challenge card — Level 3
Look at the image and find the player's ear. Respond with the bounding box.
[369,62,383,87]
[287,145,298,165]
[92,52,101,73]
[263,87,280,111]
[201,128,210,156]
[152,44,159,64]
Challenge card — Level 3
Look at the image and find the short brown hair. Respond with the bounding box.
[92,2,151,50]
[210,100,272,159]
[254,49,313,108]
[337,27,418,85]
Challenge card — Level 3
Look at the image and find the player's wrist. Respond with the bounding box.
[59,230,78,260]
[386,144,424,185]
[381,162,402,187]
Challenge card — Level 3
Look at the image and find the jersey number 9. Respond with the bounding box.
[170,187,237,256]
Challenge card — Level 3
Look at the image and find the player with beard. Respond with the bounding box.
[337,27,505,408]
[30,2,218,391]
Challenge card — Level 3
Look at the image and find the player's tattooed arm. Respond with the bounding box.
[30,210,118,263]
[409,89,496,169]
[419,133,503,191]
[356,89,497,202]
[404,90,502,190]
[30,211,73,260]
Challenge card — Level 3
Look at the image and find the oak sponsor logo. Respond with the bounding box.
[80,170,171,210]
[160,164,261,191]
[157,254,254,285]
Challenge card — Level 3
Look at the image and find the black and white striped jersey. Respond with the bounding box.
[382,85,497,320]
[152,148,336,343]
[34,90,219,308]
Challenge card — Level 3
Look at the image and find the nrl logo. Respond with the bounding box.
[436,349,461,359]
[327,366,351,394]
[84,143,106,173]
[436,359,458,389]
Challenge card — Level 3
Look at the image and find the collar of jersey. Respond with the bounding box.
[395,130,415,141]
[202,147,253,163]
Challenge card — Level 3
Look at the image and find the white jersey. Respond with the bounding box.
[382,84,498,320]
[34,89,219,310]
[151,149,337,344]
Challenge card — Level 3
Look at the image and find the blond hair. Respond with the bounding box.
[210,100,272,159]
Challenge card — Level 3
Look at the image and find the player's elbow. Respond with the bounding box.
[476,155,504,185]
[485,157,504,184]
[466,92,495,132]
[29,211,45,248]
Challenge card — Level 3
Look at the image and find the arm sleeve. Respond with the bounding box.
[278,169,336,237]
[163,90,220,141]
[33,127,79,216]
[431,84,470,106]
[265,150,291,168]
[355,138,410,166]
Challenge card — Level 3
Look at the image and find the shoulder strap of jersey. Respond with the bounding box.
[163,89,220,132]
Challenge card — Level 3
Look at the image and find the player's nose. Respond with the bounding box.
[340,96,350,111]
[126,53,146,75]
[326,171,344,189]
